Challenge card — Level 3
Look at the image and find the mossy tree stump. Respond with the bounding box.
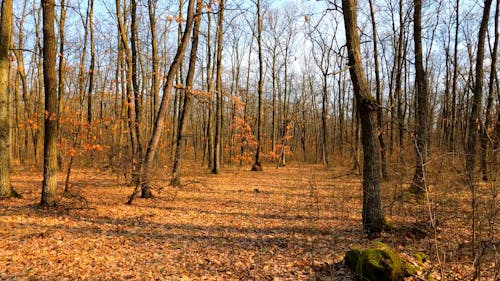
[344,243,416,281]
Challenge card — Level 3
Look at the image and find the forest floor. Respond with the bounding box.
[0,160,498,280]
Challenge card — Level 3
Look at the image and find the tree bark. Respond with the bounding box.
[148,0,159,128]
[342,0,383,235]
[127,0,195,203]
[0,0,17,198]
[410,0,430,198]
[171,0,202,186]
[368,0,388,179]
[252,0,264,171]
[465,0,493,178]
[480,0,498,181]
[131,0,143,167]
[450,0,460,152]
[465,0,493,260]
[87,0,95,125]
[212,0,225,174]
[41,0,59,206]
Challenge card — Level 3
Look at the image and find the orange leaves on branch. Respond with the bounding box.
[175,84,212,101]
[44,110,57,121]
[82,143,107,152]
[68,148,77,157]
[166,15,185,23]
[124,101,134,110]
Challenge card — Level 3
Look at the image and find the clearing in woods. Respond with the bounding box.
[0,162,497,280]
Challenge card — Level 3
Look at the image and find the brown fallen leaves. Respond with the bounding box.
[0,160,497,280]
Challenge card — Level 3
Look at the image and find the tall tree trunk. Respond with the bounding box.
[131,0,143,167]
[13,0,29,165]
[127,0,195,203]
[0,0,17,198]
[41,0,59,206]
[450,0,460,152]
[395,0,406,163]
[321,73,329,166]
[171,0,202,186]
[271,47,277,157]
[56,0,66,170]
[116,0,138,172]
[240,34,253,166]
[466,0,493,260]
[87,0,95,125]
[342,0,384,235]
[280,39,291,167]
[252,0,264,171]
[465,0,493,178]
[480,0,498,181]
[206,10,214,169]
[441,44,451,148]
[212,0,225,174]
[148,0,159,130]
[368,0,388,179]
[410,0,430,198]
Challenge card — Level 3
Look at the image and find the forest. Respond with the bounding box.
[0,0,498,280]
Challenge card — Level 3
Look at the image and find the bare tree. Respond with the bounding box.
[40,0,59,206]
[368,0,388,179]
[450,0,461,151]
[480,0,498,181]
[0,0,18,198]
[465,0,493,260]
[251,0,264,171]
[148,0,159,126]
[465,0,493,178]
[307,14,337,166]
[212,0,225,174]
[128,0,196,202]
[341,0,384,235]
[87,0,95,125]
[410,0,430,198]
[171,0,203,186]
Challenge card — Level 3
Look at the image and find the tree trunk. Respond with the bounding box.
[212,0,225,174]
[252,0,263,172]
[206,10,214,169]
[0,0,17,198]
[131,0,143,168]
[321,74,329,166]
[466,0,493,260]
[40,0,59,206]
[450,0,460,152]
[342,0,383,235]
[127,0,195,203]
[13,1,30,165]
[410,0,430,198]
[171,0,202,186]
[87,0,95,125]
[116,0,138,176]
[465,0,493,178]
[395,0,406,163]
[148,0,159,130]
[480,0,498,181]
[368,0,388,179]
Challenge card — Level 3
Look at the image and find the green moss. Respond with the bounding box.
[382,219,399,232]
[355,249,394,280]
[344,249,362,270]
[344,243,416,281]
[413,252,427,264]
